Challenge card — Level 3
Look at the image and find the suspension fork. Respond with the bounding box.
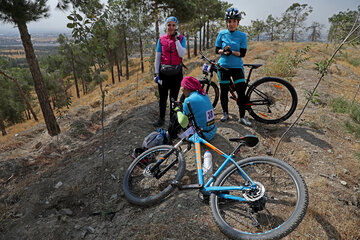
[150,139,184,179]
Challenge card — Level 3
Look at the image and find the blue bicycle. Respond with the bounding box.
[123,101,308,240]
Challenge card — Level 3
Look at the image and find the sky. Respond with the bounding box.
[0,0,359,35]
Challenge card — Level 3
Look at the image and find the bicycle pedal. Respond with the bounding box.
[198,192,210,202]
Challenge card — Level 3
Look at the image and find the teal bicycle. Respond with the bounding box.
[123,101,308,240]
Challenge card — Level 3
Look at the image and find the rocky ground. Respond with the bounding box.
[0,43,359,239]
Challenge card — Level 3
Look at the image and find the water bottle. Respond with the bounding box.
[203,150,213,179]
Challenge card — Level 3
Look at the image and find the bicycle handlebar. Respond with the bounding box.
[199,51,229,71]
[170,97,182,110]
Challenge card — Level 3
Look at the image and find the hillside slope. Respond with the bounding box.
[0,42,359,239]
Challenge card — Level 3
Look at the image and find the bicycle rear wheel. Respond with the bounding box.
[123,145,185,206]
[209,156,308,240]
[200,79,219,108]
[246,77,297,124]
[180,79,219,108]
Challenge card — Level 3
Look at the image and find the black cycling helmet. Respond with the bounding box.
[225,7,241,20]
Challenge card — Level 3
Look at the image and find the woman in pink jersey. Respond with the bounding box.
[153,16,187,127]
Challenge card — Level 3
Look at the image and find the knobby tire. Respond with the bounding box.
[123,145,185,206]
[209,156,308,240]
[246,77,298,124]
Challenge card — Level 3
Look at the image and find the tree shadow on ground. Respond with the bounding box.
[310,210,342,240]
[252,121,333,150]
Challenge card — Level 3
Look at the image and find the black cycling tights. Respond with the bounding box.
[220,82,247,118]
[158,72,183,119]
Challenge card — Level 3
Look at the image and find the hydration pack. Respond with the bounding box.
[131,128,171,160]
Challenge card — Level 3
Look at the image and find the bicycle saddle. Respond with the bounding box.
[229,135,259,147]
[243,64,262,69]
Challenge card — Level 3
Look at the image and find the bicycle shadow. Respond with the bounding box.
[252,121,333,150]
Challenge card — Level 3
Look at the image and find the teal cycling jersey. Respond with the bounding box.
[215,29,247,68]
[183,91,217,141]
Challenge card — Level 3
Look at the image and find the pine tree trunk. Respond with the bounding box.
[186,32,190,59]
[123,29,129,80]
[111,64,115,84]
[120,61,123,76]
[139,35,144,73]
[0,118,6,136]
[52,97,56,110]
[206,20,210,49]
[194,35,197,57]
[202,23,205,50]
[199,27,202,52]
[25,109,29,120]
[70,51,80,98]
[0,69,38,121]
[81,78,86,95]
[27,109,31,120]
[291,22,296,41]
[114,51,121,82]
[154,0,160,43]
[109,49,115,84]
[18,23,60,136]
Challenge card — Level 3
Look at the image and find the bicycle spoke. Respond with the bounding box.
[247,78,297,124]
[123,146,185,206]
[210,157,307,239]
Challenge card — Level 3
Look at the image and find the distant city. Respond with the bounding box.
[0,32,71,47]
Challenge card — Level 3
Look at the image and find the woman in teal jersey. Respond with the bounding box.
[215,7,251,126]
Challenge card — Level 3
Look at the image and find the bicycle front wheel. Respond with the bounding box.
[209,156,308,240]
[247,77,297,124]
[123,145,185,206]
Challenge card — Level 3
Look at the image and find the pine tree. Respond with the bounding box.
[0,0,60,136]
[281,3,313,41]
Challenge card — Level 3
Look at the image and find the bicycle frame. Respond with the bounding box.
[189,132,256,201]
[202,59,257,105]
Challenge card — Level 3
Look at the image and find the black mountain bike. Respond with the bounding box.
[182,51,298,124]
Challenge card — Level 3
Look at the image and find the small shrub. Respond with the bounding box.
[348,57,360,67]
[345,120,360,137]
[337,50,360,67]
[331,97,360,137]
[355,151,360,161]
[349,105,360,124]
[262,46,311,79]
[304,90,323,106]
[330,97,351,113]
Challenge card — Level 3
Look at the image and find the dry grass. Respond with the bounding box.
[2,42,360,141]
